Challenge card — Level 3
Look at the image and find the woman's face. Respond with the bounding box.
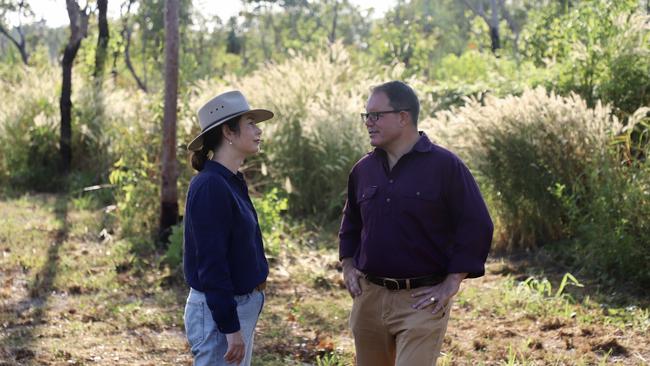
[231,114,262,156]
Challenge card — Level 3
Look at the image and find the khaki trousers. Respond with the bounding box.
[349,278,451,366]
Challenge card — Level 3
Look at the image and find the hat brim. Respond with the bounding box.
[187,108,274,151]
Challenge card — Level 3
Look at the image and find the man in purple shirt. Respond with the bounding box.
[339,81,493,365]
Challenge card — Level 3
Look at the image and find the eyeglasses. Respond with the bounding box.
[360,109,410,122]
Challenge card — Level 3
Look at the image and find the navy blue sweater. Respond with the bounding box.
[183,160,268,334]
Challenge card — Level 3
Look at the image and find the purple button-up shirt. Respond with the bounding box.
[339,133,493,279]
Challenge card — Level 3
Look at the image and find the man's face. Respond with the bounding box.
[364,91,403,149]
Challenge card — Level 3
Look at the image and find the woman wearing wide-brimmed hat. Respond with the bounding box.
[183,90,273,366]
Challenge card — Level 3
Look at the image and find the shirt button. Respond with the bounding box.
[416,191,421,196]
[386,198,391,203]
[389,179,394,184]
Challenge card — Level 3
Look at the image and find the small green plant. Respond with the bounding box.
[163,222,184,268]
[315,352,344,366]
[252,188,289,257]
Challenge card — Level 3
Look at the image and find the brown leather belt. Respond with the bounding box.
[254,281,267,291]
[365,273,445,291]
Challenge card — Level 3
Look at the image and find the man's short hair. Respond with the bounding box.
[371,81,420,126]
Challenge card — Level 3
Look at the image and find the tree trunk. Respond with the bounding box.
[159,0,180,243]
[60,42,78,174]
[488,0,500,52]
[94,0,109,80]
[499,0,520,60]
[329,0,338,43]
[462,0,501,53]
[60,0,89,174]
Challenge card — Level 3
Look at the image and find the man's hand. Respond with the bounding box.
[411,273,467,314]
[224,331,245,364]
[342,258,363,298]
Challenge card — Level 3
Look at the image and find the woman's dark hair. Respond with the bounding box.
[371,81,420,126]
[190,116,241,171]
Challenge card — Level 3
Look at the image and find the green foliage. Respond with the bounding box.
[523,0,649,117]
[422,50,548,113]
[252,188,288,257]
[0,66,62,191]
[163,222,184,268]
[365,0,469,79]
[194,44,376,219]
[107,93,162,243]
[106,88,194,247]
[315,352,345,366]
[552,109,650,286]
[428,89,650,285]
[520,273,583,299]
[429,88,619,248]
[0,63,119,192]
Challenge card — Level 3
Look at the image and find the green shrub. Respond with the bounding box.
[107,88,195,246]
[162,189,290,270]
[252,188,289,257]
[107,91,163,243]
[426,89,650,285]
[523,0,649,118]
[0,67,63,191]
[422,50,548,113]
[163,222,184,268]
[190,44,378,219]
[426,88,620,249]
[0,66,117,192]
[556,109,650,286]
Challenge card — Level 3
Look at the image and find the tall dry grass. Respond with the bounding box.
[425,87,621,248]
[423,88,650,285]
[186,43,387,219]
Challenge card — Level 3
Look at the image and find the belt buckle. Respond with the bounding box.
[382,278,400,291]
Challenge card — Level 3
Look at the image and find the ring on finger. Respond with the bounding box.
[429,296,436,302]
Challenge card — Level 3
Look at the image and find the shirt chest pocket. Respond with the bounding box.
[399,190,447,220]
[356,186,377,219]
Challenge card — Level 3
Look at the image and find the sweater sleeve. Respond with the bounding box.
[187,179,240,333]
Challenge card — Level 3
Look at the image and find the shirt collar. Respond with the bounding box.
[412,131,436,153]
[203,160,245,181]
[372,131,436,158]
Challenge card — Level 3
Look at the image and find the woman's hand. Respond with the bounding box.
[224,331,245,364]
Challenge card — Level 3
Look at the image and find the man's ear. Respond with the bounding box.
[399,111,411,127]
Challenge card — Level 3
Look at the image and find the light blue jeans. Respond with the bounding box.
[184,288,264,366]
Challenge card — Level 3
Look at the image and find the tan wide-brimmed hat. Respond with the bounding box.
[187,90,274,151]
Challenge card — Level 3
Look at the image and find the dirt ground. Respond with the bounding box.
[1,194,648,365]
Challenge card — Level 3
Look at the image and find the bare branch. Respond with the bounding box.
[462,0,489,23]
[120,0,148,92]
[499,0,519,33]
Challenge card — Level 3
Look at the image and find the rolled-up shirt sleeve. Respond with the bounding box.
[339,171,361,260]
[187,180,240,333]
[445,158,494,278]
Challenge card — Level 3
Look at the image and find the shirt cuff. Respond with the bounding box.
[205,290,241,334]
[447,256,486,279]
[339,238,359,261]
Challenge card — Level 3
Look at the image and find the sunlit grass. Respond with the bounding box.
[1,194,648,365]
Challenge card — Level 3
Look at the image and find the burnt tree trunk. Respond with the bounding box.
[60,0,89,174]
[94,0,109,80]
